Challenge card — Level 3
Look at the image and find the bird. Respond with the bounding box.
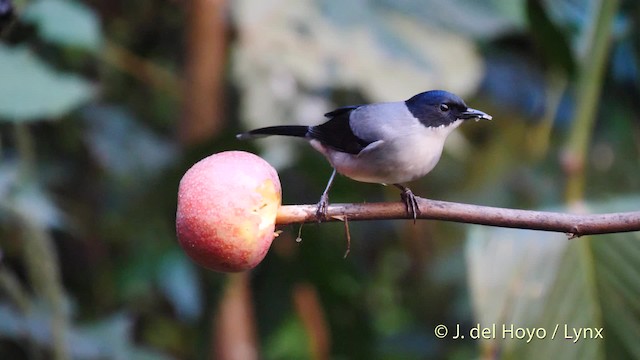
[237,90,492,221]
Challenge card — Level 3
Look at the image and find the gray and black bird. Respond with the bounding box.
[237,90,492,221]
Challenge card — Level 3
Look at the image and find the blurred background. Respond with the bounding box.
[1,0,639,359]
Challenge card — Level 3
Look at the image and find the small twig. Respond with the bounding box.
[276,197,640,237]
[343,215,351,258]
[295,223,304,243]
[325,214,352,257]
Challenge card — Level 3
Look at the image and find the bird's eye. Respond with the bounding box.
[439,103,449,112]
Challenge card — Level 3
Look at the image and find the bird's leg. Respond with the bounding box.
[316,168,337,222]
[393,184,420,223]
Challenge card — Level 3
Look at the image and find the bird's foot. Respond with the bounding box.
[398,186,420,223]
[315,193,329,222]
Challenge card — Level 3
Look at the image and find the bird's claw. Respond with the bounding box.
[315,193,329,222]
[400,188,420,223]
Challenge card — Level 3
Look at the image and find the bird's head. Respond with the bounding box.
[405,90,492,128]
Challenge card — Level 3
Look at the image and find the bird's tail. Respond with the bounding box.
[236,126,310,140]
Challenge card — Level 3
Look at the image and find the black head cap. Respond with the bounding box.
[405,90,491,128]
[0,0,14,30]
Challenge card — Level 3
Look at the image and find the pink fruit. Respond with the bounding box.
[176,151,281,272]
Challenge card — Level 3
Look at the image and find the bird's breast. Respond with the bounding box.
[310,124,454,184]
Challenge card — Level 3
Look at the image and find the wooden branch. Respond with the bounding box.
[276,198,640,238]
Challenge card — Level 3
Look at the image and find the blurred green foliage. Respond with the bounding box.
[0,44,93,120]
[1,0,639,359]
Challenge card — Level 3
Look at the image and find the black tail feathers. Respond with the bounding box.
[236,125,310,140]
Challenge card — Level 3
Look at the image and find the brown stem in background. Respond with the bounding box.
[276,198,640,238]
[180,0,228,145]
[213,273,258,360]
[292,283,331,360]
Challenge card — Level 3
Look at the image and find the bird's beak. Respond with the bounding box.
[460,108,492,121]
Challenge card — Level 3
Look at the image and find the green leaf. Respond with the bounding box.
[0,161,64,229]
[374,0,527,39]
[82,105,178,180]
[157,253,203,323]
[466,197,640,359]
[0,305,171,360]
[75,314,173,360]
[526,0,576,75]
[264,316,311,359]
[23,0,102,51]
[0,45,94,121]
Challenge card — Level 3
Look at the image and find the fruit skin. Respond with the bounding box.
[176,151,281,272]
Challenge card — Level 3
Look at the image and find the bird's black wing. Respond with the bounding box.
[323,105,361,118]
[308,105,372,155]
